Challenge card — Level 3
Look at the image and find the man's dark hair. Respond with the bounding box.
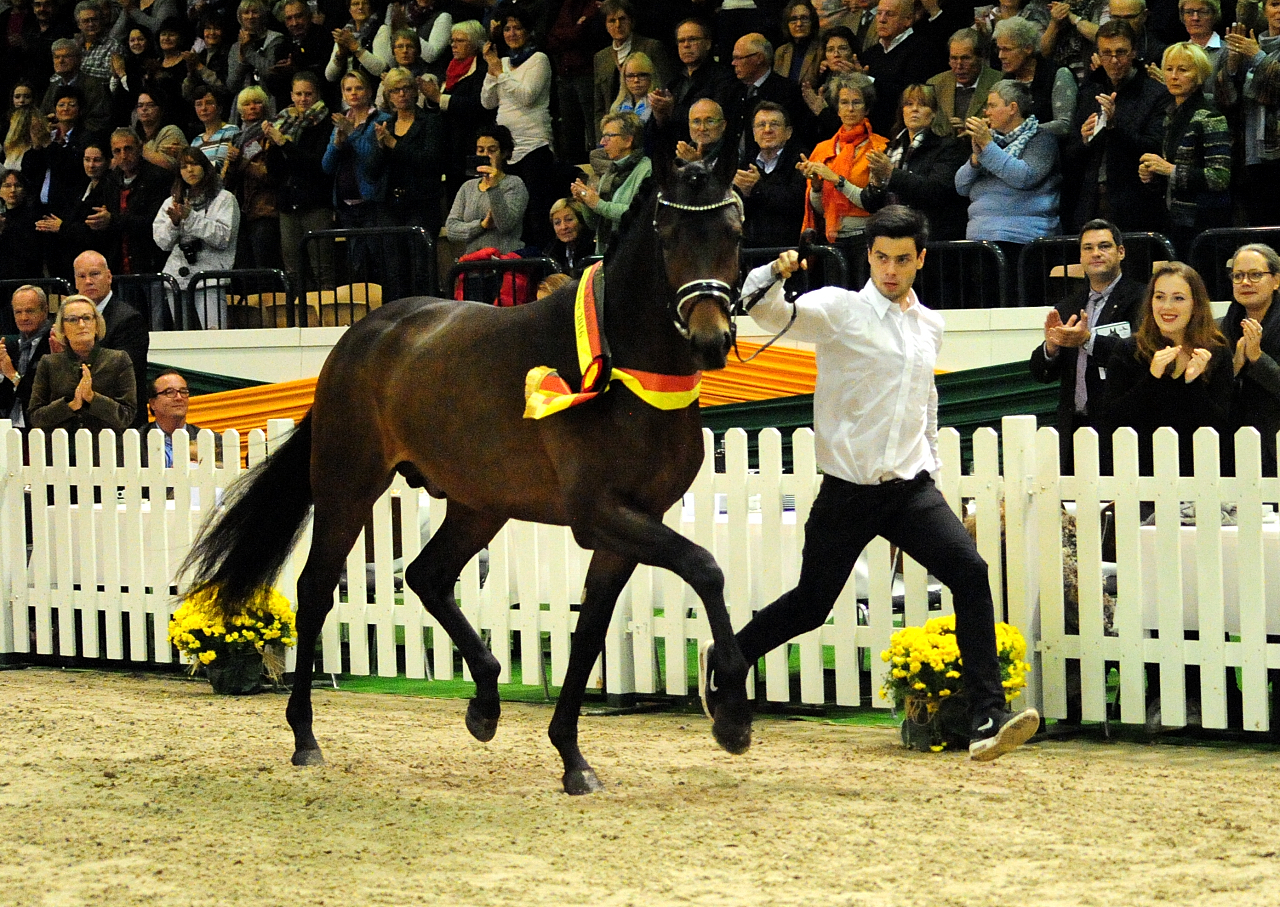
[1079,218,1123,249]
[675,16,712,42]
[1095,18,1138,45]
[866,204,929,252]
[149,368,185,399]
[751,99,790,128]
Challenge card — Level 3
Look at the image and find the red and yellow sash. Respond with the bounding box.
[523,262,702,420]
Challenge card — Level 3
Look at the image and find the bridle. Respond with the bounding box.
[654,191,742,340]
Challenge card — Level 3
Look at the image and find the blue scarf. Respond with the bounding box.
[508,42,538,69]
[992,114,1039,159]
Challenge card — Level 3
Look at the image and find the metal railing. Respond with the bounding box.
[299,227,436,325]
[186,269,294,329]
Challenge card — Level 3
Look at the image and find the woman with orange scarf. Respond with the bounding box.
[798,73,887,286]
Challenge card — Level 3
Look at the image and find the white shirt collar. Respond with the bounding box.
[882,27,913,53]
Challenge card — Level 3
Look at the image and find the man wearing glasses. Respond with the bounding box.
[1063,19,1166,232]
[1071,0,1168,67]
[142,369,221,467]
[650,17,737,143]
[1028,219,1145,473]
[735,102,806,247]
[730,32,807,156]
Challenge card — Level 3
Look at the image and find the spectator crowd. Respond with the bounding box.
[4,0,1280,468]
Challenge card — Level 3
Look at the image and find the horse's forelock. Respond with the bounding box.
[668,160,731,206]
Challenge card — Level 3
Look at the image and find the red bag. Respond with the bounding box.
[453,247,535,306]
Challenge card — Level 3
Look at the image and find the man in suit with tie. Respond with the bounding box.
[1028,220,1146,473]
[0,286,55,429]
[926,28,1002,137]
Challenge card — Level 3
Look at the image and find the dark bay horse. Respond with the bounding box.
[181,153,754,794]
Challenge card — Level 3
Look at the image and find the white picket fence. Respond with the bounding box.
[2,415,1277,730]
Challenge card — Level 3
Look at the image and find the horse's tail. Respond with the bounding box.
[180,413,314,621]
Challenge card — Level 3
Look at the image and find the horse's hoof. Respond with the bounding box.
[562,768,604,795]
[712,716,752,755]
[465,700,499,742]
[291,747,325,766]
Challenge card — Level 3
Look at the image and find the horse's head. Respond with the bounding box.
[652,152,742,371]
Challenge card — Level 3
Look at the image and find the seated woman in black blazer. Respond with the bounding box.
[1100,261,1232,478]
[27,295,137,464]
[860,83,969,241]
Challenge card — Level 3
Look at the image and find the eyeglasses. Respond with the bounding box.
[600,132,624,139]
[838,98,867,108]
[1180,7,1210,17]
[753,119,788,130]
[690,117,723,127]
[155,387,191,399]
[788,15,812,23]
[623,72,652,80]
[62,314,95,325]
[1097,49,1133,59]
[731,52,763,62]
[1231,270,1275,283]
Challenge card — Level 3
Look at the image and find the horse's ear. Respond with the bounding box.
[650,119,678,192]
[711,136,739,193]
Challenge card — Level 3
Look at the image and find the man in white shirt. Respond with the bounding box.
[699,205,1040,761]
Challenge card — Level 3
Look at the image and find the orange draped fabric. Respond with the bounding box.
[184,342,820,440]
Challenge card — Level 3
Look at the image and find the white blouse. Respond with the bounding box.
[480,52,552,164]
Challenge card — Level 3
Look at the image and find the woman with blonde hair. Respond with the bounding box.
[543,196,594,276]
[1138,42,1231,257]
[1101,261,1231,477]
[3,82,47,171]
[28,295,137,443]
[223,84,281,270]
[610,52,660,125]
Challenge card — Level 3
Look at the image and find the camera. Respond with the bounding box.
[465,154,487,178]
[177,238,203,277]
[179,238,203,265]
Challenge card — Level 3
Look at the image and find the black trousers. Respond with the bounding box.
[734,472,1007,716]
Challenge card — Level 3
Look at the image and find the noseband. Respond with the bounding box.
[654,191,742,339]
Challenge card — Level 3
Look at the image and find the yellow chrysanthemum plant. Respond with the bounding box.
[168,585,297,682]
[879,614,1031,751]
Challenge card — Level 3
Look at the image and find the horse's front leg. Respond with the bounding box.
[547,549,636,795]
[572,503,753,757]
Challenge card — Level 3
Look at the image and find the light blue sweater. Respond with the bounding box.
[954,129,1061,244]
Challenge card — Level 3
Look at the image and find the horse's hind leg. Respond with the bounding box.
[403,504,506,741]
[548,549,636,795]
[287,475,392,765]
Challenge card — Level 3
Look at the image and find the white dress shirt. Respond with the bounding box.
[742,263,942,485]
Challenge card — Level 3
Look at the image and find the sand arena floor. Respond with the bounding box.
[3,668,1280,907]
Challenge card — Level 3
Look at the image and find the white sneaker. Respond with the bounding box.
[969,708,1040,762]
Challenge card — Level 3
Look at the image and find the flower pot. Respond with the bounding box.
[205,650,264,695]
[900,695,972,752]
